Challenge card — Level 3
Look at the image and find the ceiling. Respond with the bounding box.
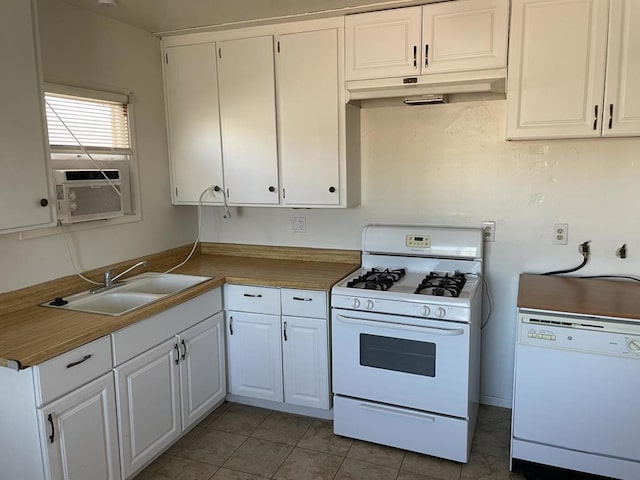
[58,0,431,35]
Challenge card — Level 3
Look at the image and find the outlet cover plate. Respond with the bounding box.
[553,223,568,245]
[482,221,496,242]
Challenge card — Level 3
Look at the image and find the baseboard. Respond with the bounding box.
[480,395,512,409]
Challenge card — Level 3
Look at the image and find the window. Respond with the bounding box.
[43,83,138,217]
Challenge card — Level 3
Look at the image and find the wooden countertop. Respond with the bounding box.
[518,273,640,320]
[0,243,359,369]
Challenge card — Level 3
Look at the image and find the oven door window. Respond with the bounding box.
[360,334,436,377]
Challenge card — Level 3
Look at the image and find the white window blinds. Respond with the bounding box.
[44,92,131,154]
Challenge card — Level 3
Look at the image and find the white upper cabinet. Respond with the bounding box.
[602,0,640,137]
[277,29,340,206]
[345,0,508,81]
[506,0,640,139]
[164,42,224,205]
[0,0,54,233]
[217,35,280,205]
[346,7,422,81]
[422,0,508,73]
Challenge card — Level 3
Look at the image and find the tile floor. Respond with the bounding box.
[135,402,525,480]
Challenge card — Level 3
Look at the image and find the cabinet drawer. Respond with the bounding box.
[33,335,112,406]
[281,289,327,318]
[225,284,280,315]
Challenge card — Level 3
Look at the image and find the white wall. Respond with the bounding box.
[0,0,196,293]
[201,99,640,406]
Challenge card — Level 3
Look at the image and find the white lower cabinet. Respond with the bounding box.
[112,289,225,479]
[38,372,120,480]
[225,285,330,414]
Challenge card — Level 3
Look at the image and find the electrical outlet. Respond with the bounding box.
[482,221,496,242]
[292,216,306,233]
[553,223,568,245]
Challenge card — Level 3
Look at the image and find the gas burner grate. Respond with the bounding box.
[346,268,406,291]
[415,272,466,297]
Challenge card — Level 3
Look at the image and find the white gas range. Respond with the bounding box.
[331,225,483,463]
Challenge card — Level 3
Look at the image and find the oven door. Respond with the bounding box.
[332,309,470,418]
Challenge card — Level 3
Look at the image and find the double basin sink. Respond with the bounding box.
[43,273,212,316]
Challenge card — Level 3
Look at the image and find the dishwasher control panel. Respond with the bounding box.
[519,312,640,358]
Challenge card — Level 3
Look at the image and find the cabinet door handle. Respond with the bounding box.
[174,343,180,365]
[413,45,417,68]
[593,104,598,130]
[47,414,55,444]
[292,297,312,302]
[283,321,288,341]
[425,44,429,68]
[243,293,262,298]
[229,316,234,335]
[609,103,614,129]
[181,339,187,360]
[66,354,92,369]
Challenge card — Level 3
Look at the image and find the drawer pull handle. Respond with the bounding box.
[229,316,234,335]
[66,354,92,369]
[174,343,180,365]
[47,414,55,443]
[283,321,288,341]
[181,339,187,360]
[292,297,312,302]
[243,293,263,298]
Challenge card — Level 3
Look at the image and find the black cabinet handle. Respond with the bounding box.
[48,414,55,444]
[66,354,92,369]
[329,186,336,193]
[229,316,234,335]
[243,293,263,298]
[593,104,598,130]
[425,44,429,68]
[268,186,276,192]
[283,321,288,341]
[40,198,49,207]
[174,343,180,365]
[181,339,187,360]
[293,297,312,302]
[413,45,417,68]
[609,103,614,129]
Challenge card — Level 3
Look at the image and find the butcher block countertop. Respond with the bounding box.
[518,273,640,320]
[0,243,360,370]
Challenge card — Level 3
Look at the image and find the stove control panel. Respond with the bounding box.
[405,234,431,248]
[332,295,471,322]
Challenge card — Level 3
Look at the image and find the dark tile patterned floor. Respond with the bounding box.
[135,402,523,480]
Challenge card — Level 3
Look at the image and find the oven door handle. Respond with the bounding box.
[360,401,435,422]
[335,314,465,336]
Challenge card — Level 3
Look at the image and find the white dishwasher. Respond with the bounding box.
[511,310,640,480]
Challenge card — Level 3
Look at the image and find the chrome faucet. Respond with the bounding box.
[92,260,147,293]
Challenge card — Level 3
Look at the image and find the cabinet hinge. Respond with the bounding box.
[277,41,280,53]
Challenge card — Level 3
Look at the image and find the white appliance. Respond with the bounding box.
[54,169,123,224]
[331,224,483,463]
[512,311,640,479]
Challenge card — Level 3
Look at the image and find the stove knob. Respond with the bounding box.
[627,340,640,353]
[435,307,446,318]
[366,300,374,310]
[352,298,361,309]
[421,305,431,317]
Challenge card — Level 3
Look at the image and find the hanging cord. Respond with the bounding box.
[57,221,102,285]
[45,100,122,197]
[213,185,232,219]
[542,241,591,275]
[164,186,210,274]
[463,272,493,329]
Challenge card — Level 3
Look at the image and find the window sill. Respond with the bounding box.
[18,212,141,240]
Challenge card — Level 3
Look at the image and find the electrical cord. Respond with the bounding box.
[461,272,493,329]
[57,221,102,285]
[578,275,640,282]
[213,185,232,219]
[542,240,591,275]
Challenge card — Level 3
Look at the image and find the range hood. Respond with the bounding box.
[346,68,506,102]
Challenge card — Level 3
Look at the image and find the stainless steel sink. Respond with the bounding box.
[42,273,212,316]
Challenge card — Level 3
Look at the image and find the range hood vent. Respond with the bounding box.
[346,68,506,103]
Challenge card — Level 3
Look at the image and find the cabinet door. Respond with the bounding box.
[115,338,180,479]
[226,311,283,402]
[602,0,640,137]
[421,0,508,74]
[164,42,224,204]
[39,373,120,480]
[277,29,340,206]
[179,313,226,430]
[217,36,279,205]
[0,0,53,233]
[506,0,610,139]
[282,316,329,410]
[345,7,422,81]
